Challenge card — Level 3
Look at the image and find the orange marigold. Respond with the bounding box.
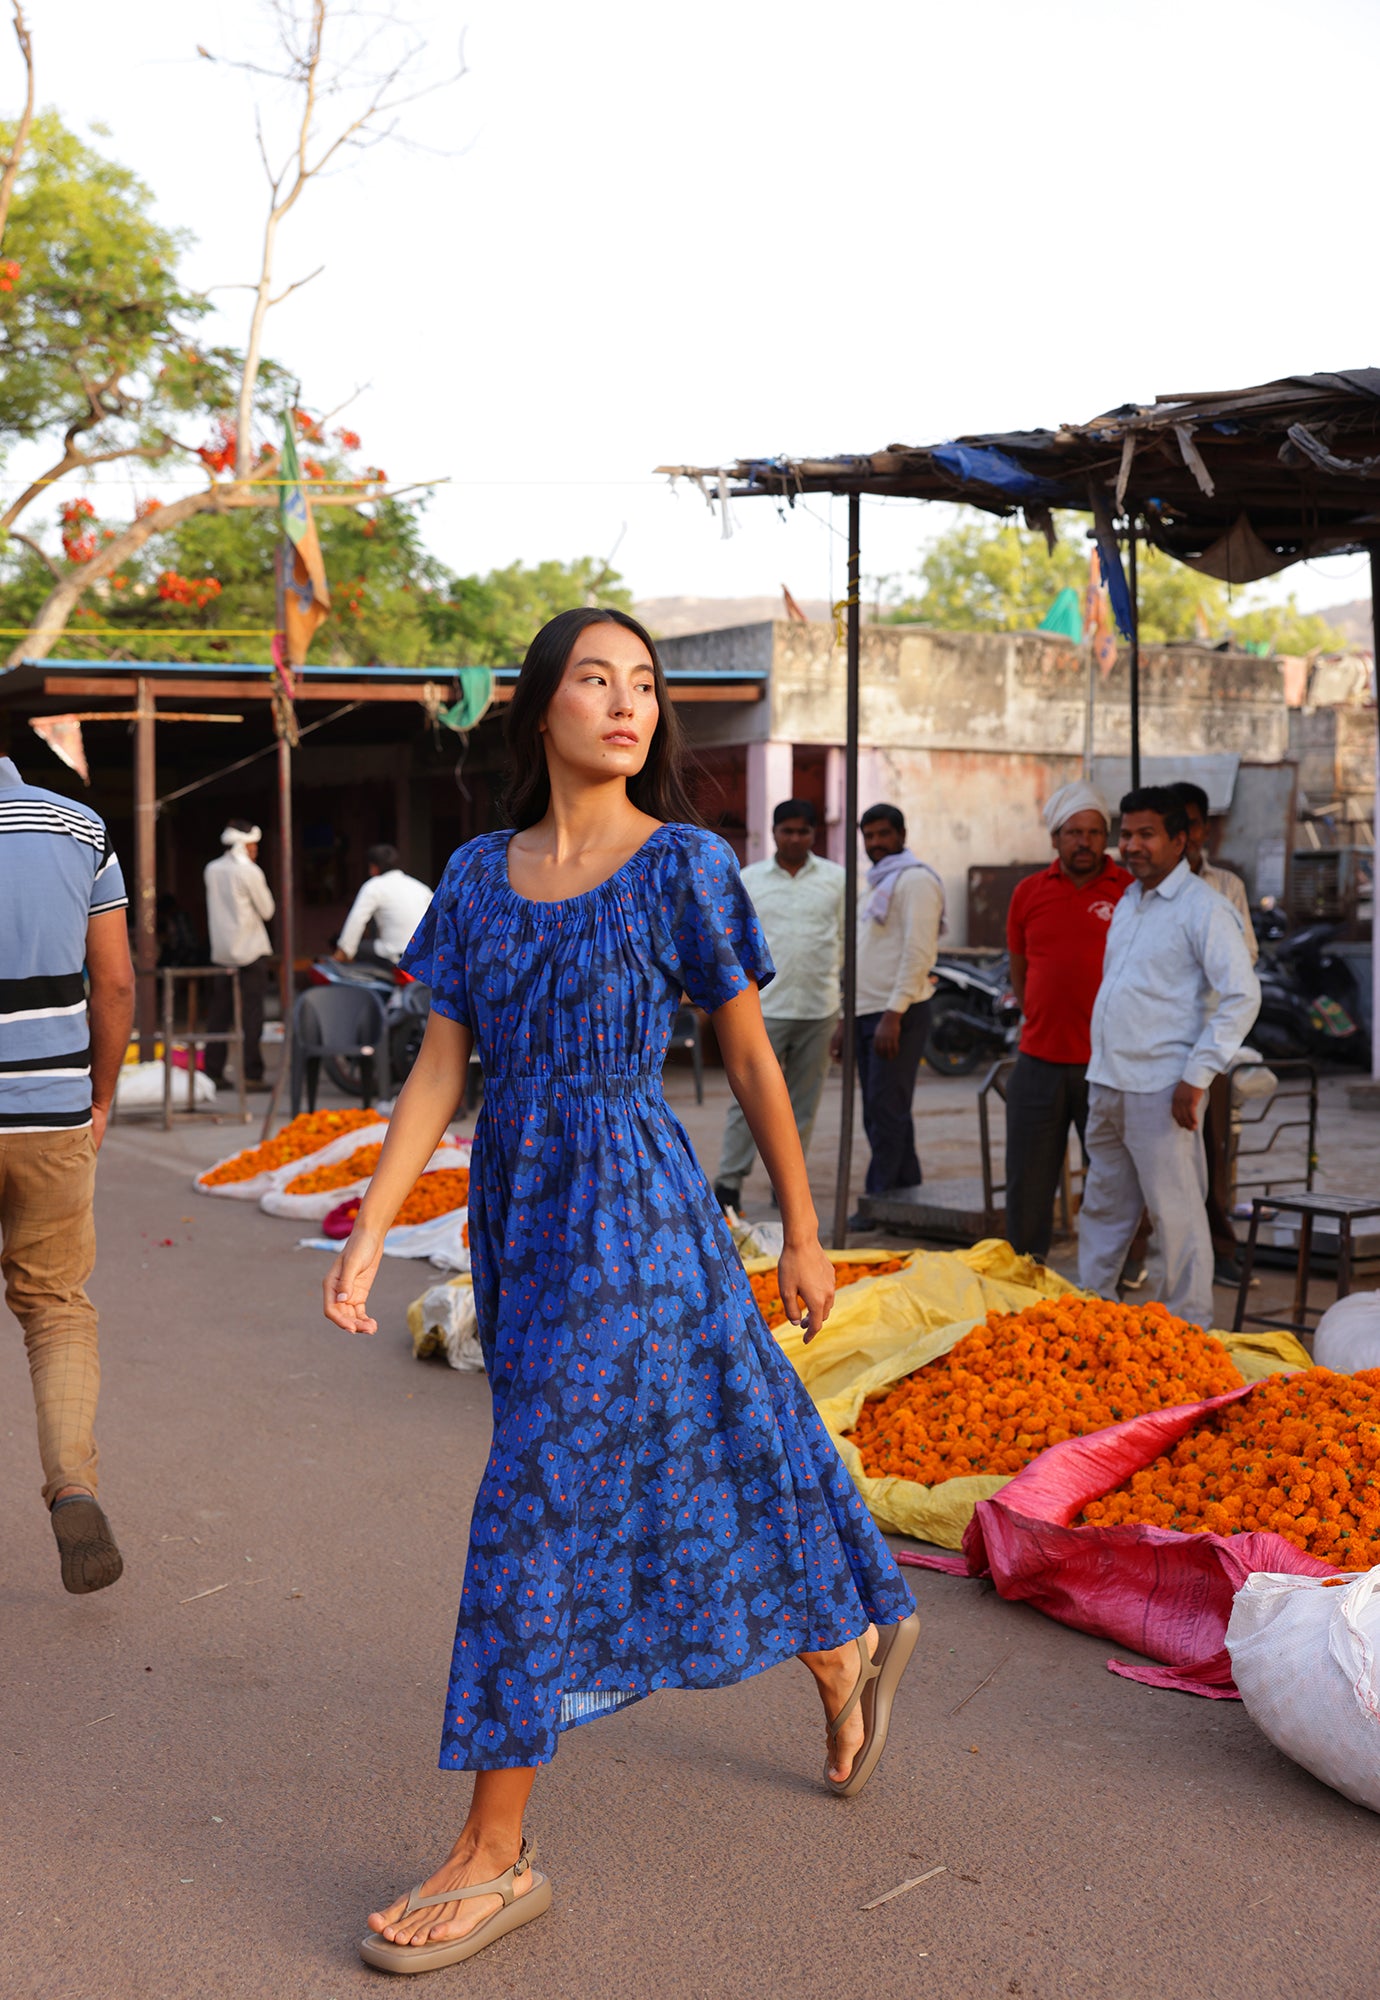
[393,1168,470,1226]
[846,1298,1244,1486]
[197,1109,380,1187]
[1078,1365,1380,1568]
[752,1257,910,1330]
[286,1142,385,1195]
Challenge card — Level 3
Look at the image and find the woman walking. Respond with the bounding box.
[324,608,919,1974]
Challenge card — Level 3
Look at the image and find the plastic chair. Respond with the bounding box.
[668,1003,705,1104]
[291,986,389,1115]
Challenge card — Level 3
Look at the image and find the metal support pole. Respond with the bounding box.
[1370,548,1380,1081]
[831,491,862,1249]
[277,728,295,1053]
[133,675,157,1058]
[1127,520,1141,791]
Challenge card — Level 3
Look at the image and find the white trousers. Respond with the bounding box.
[1077,1083,1215,1333]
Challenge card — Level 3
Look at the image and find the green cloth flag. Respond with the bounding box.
[1038,586,1083,642]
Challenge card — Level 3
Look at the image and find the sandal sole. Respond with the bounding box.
[359,1872,551,1974]
[827,1610,921,1798]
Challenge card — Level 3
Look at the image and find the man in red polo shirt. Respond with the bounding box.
[1004,780,1131,1260]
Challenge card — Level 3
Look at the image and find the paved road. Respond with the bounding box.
[3,1115,1376,2000]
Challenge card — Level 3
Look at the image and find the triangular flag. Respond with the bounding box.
[30,714,90,784]
[279,415,331,666]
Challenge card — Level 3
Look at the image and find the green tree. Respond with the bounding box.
[422,557,634,665]
[889,509,1348,653]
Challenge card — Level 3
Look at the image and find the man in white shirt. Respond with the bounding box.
[334,845,433,967]
[830,803,945,1228]
[713,800,844,1211]
[1170,779,1259,1282]
[204,819,275,1088]
[1079,786,1260,1332]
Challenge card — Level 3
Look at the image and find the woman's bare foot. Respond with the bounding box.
[368,1832,535,1949]
[800,1624,878,1784]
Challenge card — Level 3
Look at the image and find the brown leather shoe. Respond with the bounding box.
[50,1494,124,1595]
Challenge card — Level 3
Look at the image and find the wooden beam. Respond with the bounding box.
[43,675,763,705]
[133,678,157,1058]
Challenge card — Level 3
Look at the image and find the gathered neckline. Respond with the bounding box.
[498,821,678,909]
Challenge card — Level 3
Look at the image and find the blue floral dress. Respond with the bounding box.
[401,822,913,1770]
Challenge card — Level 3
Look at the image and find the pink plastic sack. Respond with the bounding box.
[898,1386,1335,1696]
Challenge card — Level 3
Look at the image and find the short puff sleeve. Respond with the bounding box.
[660,828,774,1014]
[399,846,472,1026]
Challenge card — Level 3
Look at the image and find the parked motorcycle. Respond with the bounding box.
[1246,922,1371,1068]
[305,956,433,1098]
[923,953,1022,1076]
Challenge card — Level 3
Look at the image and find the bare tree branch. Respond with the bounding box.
[268,262,324,307]
[0,1,36,249]
[8,529,62,580]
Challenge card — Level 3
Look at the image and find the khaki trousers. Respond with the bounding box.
[0,1126,100,1503]
[1077,1083,1214,1333]
[717,1014,838,1191]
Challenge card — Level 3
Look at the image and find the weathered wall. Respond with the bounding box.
[662,621,1291,763]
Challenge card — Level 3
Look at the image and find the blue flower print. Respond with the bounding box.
[400,823,914,1771]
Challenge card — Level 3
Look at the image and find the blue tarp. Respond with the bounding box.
[931,442,1070,503]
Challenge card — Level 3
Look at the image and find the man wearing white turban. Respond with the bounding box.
[1002,780,1131,1260]
[204,818,276,1089]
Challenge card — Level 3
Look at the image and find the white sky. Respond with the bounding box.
[16,0,1380,615]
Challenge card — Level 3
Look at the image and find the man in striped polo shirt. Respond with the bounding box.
[1,754,134,1592]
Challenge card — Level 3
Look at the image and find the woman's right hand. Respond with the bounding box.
[323,1224,385,1335]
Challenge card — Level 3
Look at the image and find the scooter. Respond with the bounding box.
[306,956,433,1097]
[924,953,1022,1076]
[1247,922,1371,1068]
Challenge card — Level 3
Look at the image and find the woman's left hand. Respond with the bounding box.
[776,1239,836,1344]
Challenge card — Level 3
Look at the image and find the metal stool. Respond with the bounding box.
[1232,1192,1380,1336]
[159,966,251,1130]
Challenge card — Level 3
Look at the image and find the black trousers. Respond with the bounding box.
[205,955,271,1082]
[855,1002,931,1195]
[1003,1051,1089,1259]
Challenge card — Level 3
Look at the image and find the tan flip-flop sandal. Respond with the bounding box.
[825,1610,921,1798]
[358,1835,551,1975]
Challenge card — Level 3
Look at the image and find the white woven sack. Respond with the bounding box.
[1226,1567,1380,1813]
[259,1140,465,1221]
[195,1120,390,1202]
[116,1059,218,1109]
[414,1276,484,1371]
[381,1208,469,1268]
[1313,1292,1380,1376]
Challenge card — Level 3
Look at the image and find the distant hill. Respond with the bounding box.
[635,593,832,638]
[1314,599,1374,648]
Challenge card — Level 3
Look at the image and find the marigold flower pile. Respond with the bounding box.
[197,1109,380,1187]
[1079,1366,1380,1566]
[286,1142,385,1195]
[847,1299,1243,1485]
[751,1257,910,1330]
[393,1168,469,1225]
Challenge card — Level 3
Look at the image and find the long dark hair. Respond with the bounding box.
[502,606,704,831]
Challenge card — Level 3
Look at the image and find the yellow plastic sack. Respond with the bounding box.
[771,1242,1313,1550]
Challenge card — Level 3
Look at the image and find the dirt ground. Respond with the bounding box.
[2,1099,1377,2000]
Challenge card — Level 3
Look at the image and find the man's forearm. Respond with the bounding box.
[88,980,136,1110]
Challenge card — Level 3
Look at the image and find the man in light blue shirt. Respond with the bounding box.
[1079,785,1259,1332]
[713,799,844,1210]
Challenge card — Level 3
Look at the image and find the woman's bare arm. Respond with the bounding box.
[712,984,835,1342]
[322,1008,472,1334]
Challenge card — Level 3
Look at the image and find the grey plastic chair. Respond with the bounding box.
[290,986,389,1114]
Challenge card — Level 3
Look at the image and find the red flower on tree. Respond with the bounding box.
[196,420,238,475]
[60,497,98,564]
[334,427,361,452]
[0,259,20,291]
[292,408,323,442]
[157,570,223,610]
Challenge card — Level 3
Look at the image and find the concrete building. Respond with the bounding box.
[660,620,1347,944]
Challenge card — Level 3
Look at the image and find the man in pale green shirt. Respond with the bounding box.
[713,799,844,1210]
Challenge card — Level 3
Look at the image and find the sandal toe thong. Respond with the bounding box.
[358,1834,551,1975]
